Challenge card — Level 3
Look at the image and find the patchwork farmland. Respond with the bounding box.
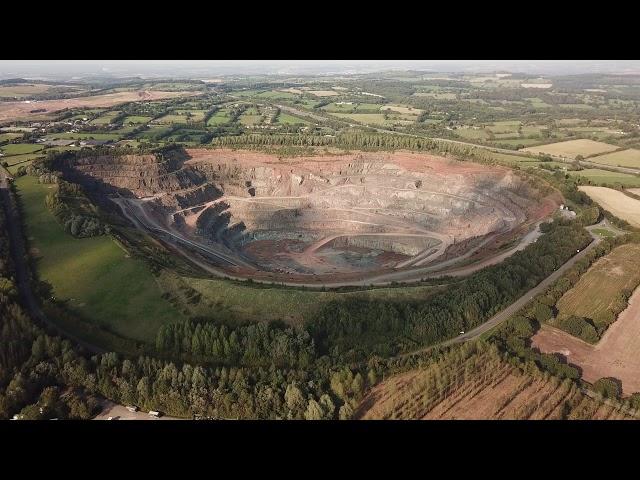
[0,89,197,122]
[5,63,640,421]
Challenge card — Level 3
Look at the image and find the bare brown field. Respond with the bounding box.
[532,285,640,395]
[554,243,640,330]
[0,84,55,97]
[521,139,619,159]
[579,186,640,227]
[0,90,197,123]
[356,344,635,419]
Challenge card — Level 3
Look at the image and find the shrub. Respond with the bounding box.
[592,377,622,399]
[556,315,599,343]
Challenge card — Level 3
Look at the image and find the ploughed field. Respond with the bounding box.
[58,149,555,283]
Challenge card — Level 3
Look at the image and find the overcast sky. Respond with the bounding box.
[1,60,639,79]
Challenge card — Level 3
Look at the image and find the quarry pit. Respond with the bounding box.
[59,148,560,285]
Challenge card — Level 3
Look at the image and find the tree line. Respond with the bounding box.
[155,319,316,369]
[43,178,109,238]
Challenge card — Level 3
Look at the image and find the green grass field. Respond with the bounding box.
[90,111,121,125]
[486,121,521,134]
[154,110,208,125]
[123,115,152,124]
[6,154,44,174]
[234,90,297,100]
[292,99,320,109]
[322,102,383,113]
[159,273,442,326]
[568,169,640,187]
[0,133,23,142]
[239,110,262,126]
[275,113,309,125]
[45,146,82,153]
[2,152,44,166]
[207,109,232,126]
[15,175,186,344]
[588,149,640,169]
[109,126,138,136]
[527,98,552,108]
[455,128,490,141]
[1,143,44,155]
[592,228,616,238]
[258,90,298,100]
[135,126,174,140]
[174,109,207,121]
[555,118,583,126]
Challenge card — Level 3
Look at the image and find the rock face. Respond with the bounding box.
[59,148,552,277]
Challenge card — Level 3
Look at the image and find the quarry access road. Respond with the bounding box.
[398,220,613,359]
[0,169,104,354]
[113,197,257,271]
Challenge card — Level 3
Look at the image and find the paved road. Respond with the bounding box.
[0,169,104,354]
[398,220,614,358]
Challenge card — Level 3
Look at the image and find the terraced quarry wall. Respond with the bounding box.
[58,148,558,282]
